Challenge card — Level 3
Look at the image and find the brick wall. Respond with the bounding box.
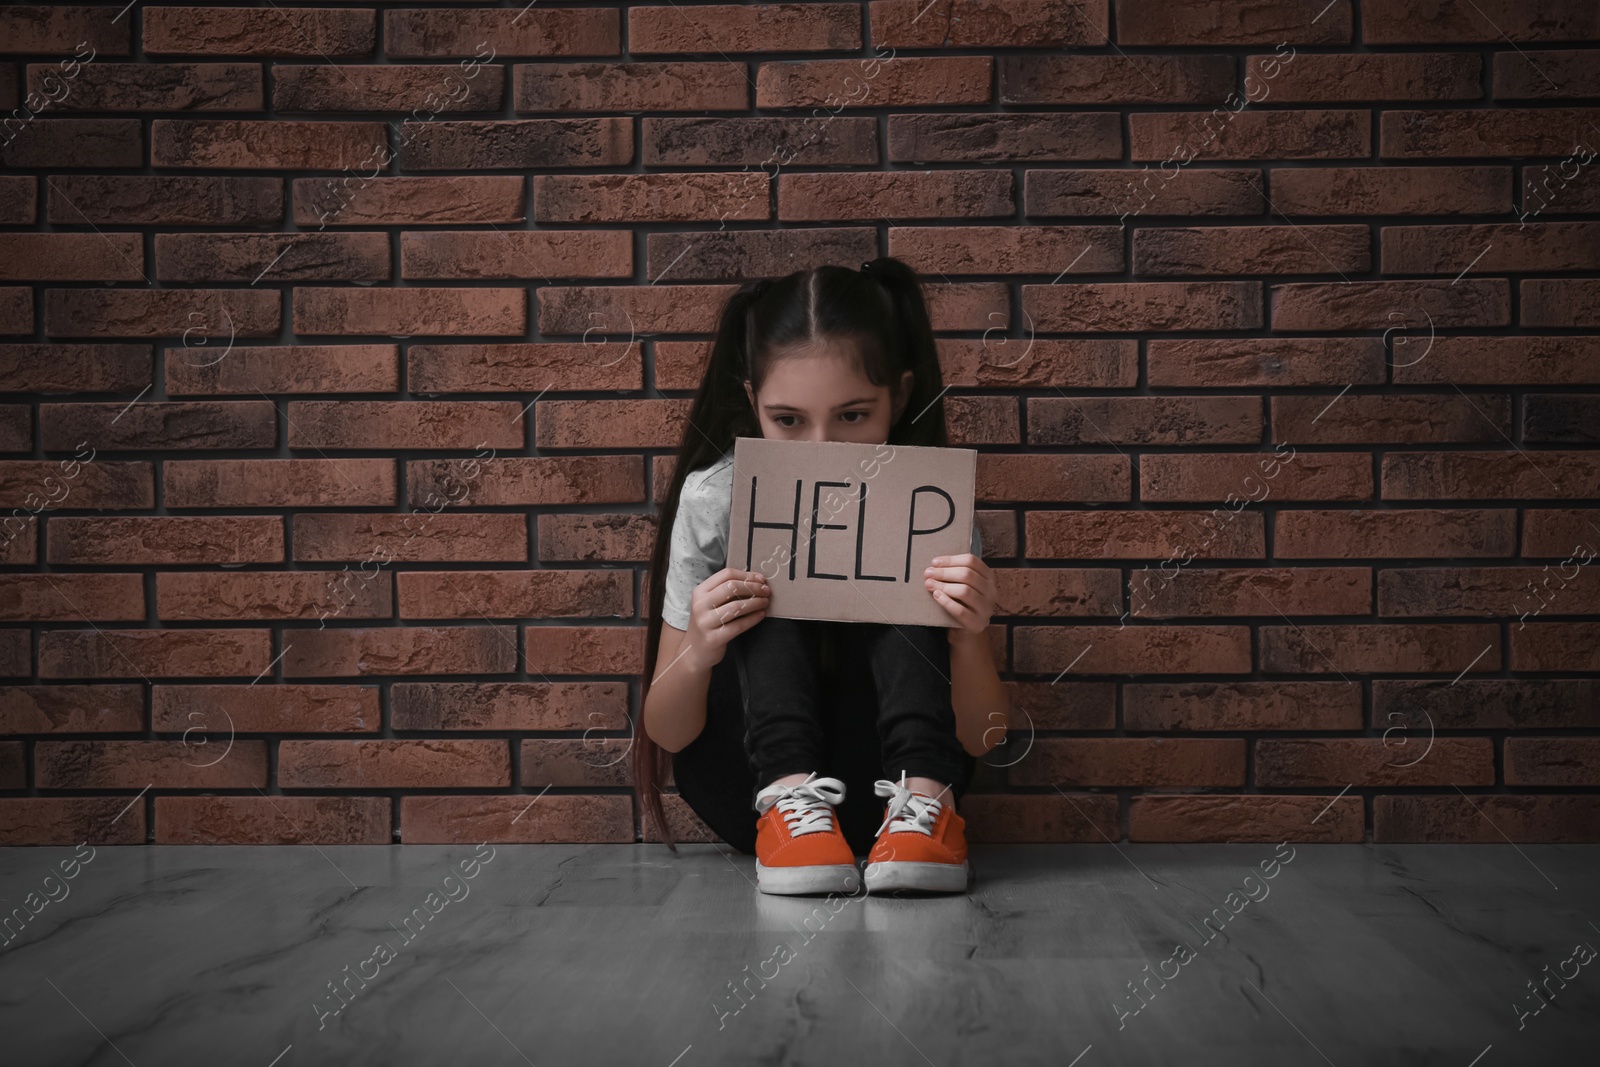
[1,1,1597,846]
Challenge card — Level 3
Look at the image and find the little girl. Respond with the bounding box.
[636,258,1009,897]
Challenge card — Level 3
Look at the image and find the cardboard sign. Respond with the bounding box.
[727,436,978,627]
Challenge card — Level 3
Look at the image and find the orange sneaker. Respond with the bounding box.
[752,773,862,896]
[862,771,971,894]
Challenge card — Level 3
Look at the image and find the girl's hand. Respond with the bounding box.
[924,553,995,639]
[683,567,769,671]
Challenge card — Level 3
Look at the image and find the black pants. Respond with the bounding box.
[672,616,975,857]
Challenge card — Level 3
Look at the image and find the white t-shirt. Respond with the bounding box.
[658,446,983,630]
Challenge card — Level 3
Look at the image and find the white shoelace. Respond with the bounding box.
[873,770,947,838]
[753,773,847,836]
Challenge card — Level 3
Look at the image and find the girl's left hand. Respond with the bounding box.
[924,553,996,638]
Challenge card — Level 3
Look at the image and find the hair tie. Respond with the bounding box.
[752,279,770,299]
[860,260,875,277]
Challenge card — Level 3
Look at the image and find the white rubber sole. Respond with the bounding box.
[755,861,862,896]
[863,859,972,894]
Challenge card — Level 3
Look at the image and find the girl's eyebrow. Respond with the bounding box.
[763,396,878,413]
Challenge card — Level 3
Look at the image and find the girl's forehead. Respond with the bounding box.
[756,346,884,404]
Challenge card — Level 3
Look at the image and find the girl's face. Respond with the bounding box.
[743,338,914,445]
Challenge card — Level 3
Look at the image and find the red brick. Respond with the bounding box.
[1029,395,1260,446]
[152,119,386,169]
[152,683,379,733]
[274,64,503,112]
[1135,224,1370,275]
[1014,624,1252,675]
[26,60,262,111]
[1382,108,1600,157]
[1522,279,1600,327]
[0,461,153,510]
[167,344,399,395]
[0,119,143,169]
[402,230,630,282]
[1117,0,1350,44]
[399,119,633,170]
[1505,739,1600,786]
[889,112,1122,161]
[144,7,374,56]
[786,172,1015,222]
[1010,738,1246,787]
[1025,167,1263,218]
[1522,509,1600,556]
[1004,680,1117,730]
[384,7,619,58]
[643,116,878,167]
[40,400,276,451]
[1130,110,1370,160]
[632,4,860,52]
[156,796,390,845]
[294,176,525,228]
[1027,510,1264,559]
[977,453,1129,505]
[280,739,509,788]
[1375,794,1600,842]
[757,57,991,108]
[293,512,527,563]
[1383,451,1600,500]
[1511,622,1600,671]
[1378,565,1600,617]
[1127,566,1370,618]
[644,227,878,282]
[1365,1,1600,43]
[1130,795,1363,843]
[0,343,151,391]
[0,684,144,733]
[282,626,516,678]
[38,628,273,679]
[1383,222,1600,274]
[393,680,627,731]
[1272,165,1512,215]
[1374,679,1600,730]
[1276,509,1515,558]
[516,62,745,111]
[1392,336,1600,385]
[1025,281,1261,331]
[0,573,144,622]
[154,232,390,283]
[3,6,132,54]
[1270,280,1510,331]
[48,176,281,226]
[1141,451,1371,501]
[1260,623,1500,674]
[164,459,396,508]
[962,794,1120,844]
[875,0,1109,47]
[36,739,268,789]
[1495,49,1600,98]
[0,233,144,282]
[537,172,767,223]
[294,288,525,337]
[0,797,146,846]
[397,569,630,619]
[401,794,633,843]
[1125,681,1362,731]
[44,288,280,338]
[1275,393,1510,444]
[1256,738,1494,786]
[157,570,392,622]
[994,568,1122,617]
[1147,337,1385,387]
[409,455,643,508]
[408,341,638,393]
[1001,54,1233,104]
[1246,52,1481,101]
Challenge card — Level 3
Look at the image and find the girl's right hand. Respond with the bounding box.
[684,567,769,670]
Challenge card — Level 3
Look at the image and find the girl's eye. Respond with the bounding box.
[840,411,867,423]
[774,415,798,428]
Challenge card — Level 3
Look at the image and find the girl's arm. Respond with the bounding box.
[642,622,714,753]
[926,552,1011,758]
[948,627,1011,758]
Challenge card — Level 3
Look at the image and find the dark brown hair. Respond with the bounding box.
[635,256,952,850]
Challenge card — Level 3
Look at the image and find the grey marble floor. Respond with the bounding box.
[0,842,1596,1066]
